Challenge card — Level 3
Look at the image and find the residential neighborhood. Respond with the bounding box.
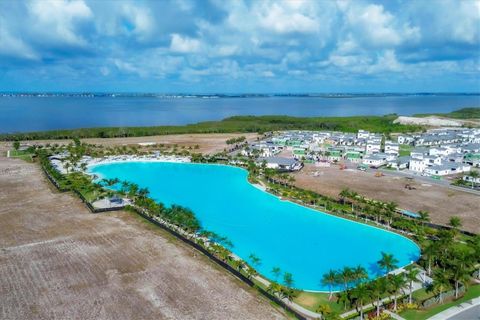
[243,128,480,182]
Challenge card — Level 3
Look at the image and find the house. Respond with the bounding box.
[357,130,370,139]
[257,157,303,171]
[409,157,426,173]
[388,156,410,170]
[385,141,399,155]
[398,135,414,145]
[345,151,362,163]
[424,163,471,176]
[362,153,387,168]
[366,139,382,154]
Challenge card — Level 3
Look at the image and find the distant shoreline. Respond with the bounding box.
[1,92,479,98]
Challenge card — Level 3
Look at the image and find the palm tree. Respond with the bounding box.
[336,290,350,311]
[370,278,387,317]
[390,274,407,311]
[423,243,436,276]
[405,266,420,303]
[449,216,462,229]
[352,265,368,286]
[385,201,397,227]
[248,253,261,270]
[271,266,281,282]
[377,252,399,275]
[467,170,479,189]
[431,271,451,304]
[418,210,430,226]
[339,266,354,291]
[316,304,332,320]
[351,283,371,320]
[339,188,351,205]
[322,270,338,300]
[283,272,294,288]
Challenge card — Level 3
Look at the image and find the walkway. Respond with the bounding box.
[427,296,480,320]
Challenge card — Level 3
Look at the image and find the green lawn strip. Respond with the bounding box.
[399,145,413,156]
[400,284,480,320]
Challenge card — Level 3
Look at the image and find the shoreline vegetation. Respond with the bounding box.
[2,108,478,141]
[19,140,479,320]
[1,114,422,140]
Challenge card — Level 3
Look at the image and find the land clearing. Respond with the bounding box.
[0,157,286,320]
[0,133,259,155]
[292,164,480,234]
[394,116,480,127]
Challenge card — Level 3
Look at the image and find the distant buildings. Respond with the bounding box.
[242,127,479,177]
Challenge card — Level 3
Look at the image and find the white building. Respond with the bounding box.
[385,141,399,155]
[363,153,387,168]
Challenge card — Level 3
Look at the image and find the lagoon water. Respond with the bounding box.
[89,161,420,291]
[1,95,479,133]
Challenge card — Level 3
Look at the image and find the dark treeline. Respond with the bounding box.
[1,114,422,141]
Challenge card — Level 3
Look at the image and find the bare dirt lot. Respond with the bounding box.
[0,133,259,155]
[293,164,479,234]
[0,157,285,320]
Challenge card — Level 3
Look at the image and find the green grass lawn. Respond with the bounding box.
[399,144,413,156]
[9,149,34,162]
[293,291,344,314]
[401,284,480,320]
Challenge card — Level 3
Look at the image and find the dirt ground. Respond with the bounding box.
[0,157,286,320]
[293,164,480,234]
[0,133,258,155]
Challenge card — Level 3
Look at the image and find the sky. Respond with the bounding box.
[0,0,479,93]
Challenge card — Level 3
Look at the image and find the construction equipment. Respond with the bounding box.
[405,184,416,190]
[374,172,384,177]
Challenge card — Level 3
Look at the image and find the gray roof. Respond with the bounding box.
[259,157,299,166]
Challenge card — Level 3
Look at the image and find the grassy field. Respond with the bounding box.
[293,291,344,314]
[400,284,480,320]
[0,114,423,141]
[399,144,413,156]
[8,149,34,161]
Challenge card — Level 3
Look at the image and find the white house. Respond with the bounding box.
[424,163,471,176]
[366,139,382,154]
[357,130,370,139]
[385,141,399,155]
[409,157,427,173]
[257,157,303,171]
[363,153,387,168]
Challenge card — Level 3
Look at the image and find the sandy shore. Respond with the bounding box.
[293,164,479,234]
[0,156,286,320]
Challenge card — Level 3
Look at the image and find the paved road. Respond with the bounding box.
[447,305,480,320]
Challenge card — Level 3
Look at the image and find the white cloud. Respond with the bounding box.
[170,34,201,53]
[258,3,319,34]
[27,0,93,46]
[0,20,38,60]
[343,3,419,48]
[121,3,154,40]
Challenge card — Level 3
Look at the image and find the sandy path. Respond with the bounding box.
[0,157,286,320]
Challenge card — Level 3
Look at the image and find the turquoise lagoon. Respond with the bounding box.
[89,161,420,291]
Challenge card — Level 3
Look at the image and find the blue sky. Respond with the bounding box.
[0,0,479,93]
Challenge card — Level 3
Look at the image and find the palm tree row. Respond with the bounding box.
[420,229,479,300]
[321,252,420,319]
